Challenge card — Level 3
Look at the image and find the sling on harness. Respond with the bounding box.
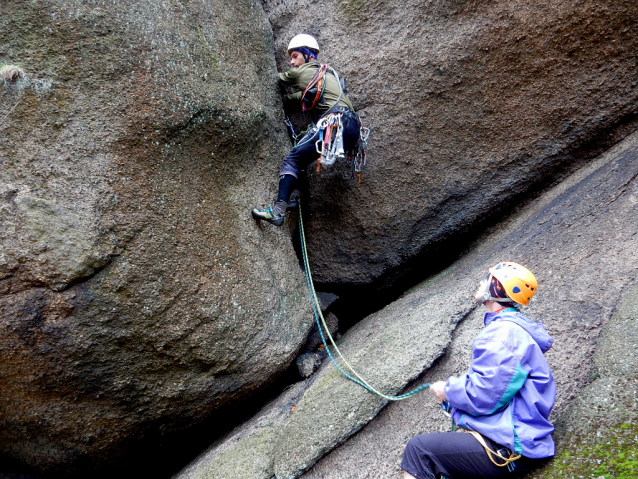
[441,398,522,471]
[301,63,329,112]
[462,430,522,471]
[298,63,371,181]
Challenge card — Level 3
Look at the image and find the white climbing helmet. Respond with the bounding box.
[287,34,320,56]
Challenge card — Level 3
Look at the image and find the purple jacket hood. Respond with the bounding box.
[484,310,554,353]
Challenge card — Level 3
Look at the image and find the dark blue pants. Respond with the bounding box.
[402,432,547,479]
[279,108,360,179]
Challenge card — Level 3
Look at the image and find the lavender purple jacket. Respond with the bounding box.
[444,309,556,459]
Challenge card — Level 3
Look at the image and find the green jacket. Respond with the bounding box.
[278,61,354,114]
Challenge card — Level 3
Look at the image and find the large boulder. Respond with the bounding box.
[0,0,311,474]
[263,0,638,297]
[176,274,473,479]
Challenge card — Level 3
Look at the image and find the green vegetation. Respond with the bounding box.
[337,0,370,22]
[545,423,638,479]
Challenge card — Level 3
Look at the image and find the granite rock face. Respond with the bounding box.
[0,0,311,473]
[176,275,474,479]
[175,382,309,479]
[527,281,638,479]
[2,0,638,476]
[263,0,638,295]
[174,129,638,479]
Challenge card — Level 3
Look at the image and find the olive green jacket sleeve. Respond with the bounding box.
[278,68,303,104]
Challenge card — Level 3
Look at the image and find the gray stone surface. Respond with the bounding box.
[0,0,311,473]
[173,130,638,479]
[263,0,638,295]
[175,382,308,479]
[592,283,638,379]
[303,311,339,352]
[301,122,638,478]
[527,278,638,479]
[315,292,338,312]
[2,1,638,476]
[273,288,475,478]
[527,377,638,479]
[296,353,323,378]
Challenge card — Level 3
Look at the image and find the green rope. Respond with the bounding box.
[298,202,430,401]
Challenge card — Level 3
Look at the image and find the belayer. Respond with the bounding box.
[252,34,365,226]
[402,262,556,479]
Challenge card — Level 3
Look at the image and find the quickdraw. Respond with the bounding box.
[348,125,370,184]
[315,112,346,171]
[312,113,370,183]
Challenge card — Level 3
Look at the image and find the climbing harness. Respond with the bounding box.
[298,203,430,401]
[291,63,371,181]
[441,395,521,470]
[462,430,522,471]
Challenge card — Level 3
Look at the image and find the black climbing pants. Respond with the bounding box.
[402,432,548,479]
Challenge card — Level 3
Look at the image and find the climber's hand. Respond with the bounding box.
[430,381,447,402]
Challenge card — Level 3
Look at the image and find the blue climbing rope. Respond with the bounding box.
[298,203,431,401]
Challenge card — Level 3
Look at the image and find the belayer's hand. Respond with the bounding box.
[430,381,447,402]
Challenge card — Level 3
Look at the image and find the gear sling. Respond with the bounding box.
[298,63,370,182]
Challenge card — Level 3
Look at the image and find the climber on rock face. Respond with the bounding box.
[402,262,556,479]
[251,33,362,226]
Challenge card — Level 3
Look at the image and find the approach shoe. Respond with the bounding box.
[287,190,302,211]
[251,200,288,226]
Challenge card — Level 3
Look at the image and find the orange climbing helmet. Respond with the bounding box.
[488,262,537,306]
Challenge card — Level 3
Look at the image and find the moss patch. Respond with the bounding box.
[337,0,373,22]
[540,423,638,479]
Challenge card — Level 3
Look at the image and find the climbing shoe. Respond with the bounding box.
[287,190,302,211]
[251,200,288,226]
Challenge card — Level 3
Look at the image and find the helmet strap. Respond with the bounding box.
[480,274,492,304]
[481,274,520,307]
[291,47,317,64]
